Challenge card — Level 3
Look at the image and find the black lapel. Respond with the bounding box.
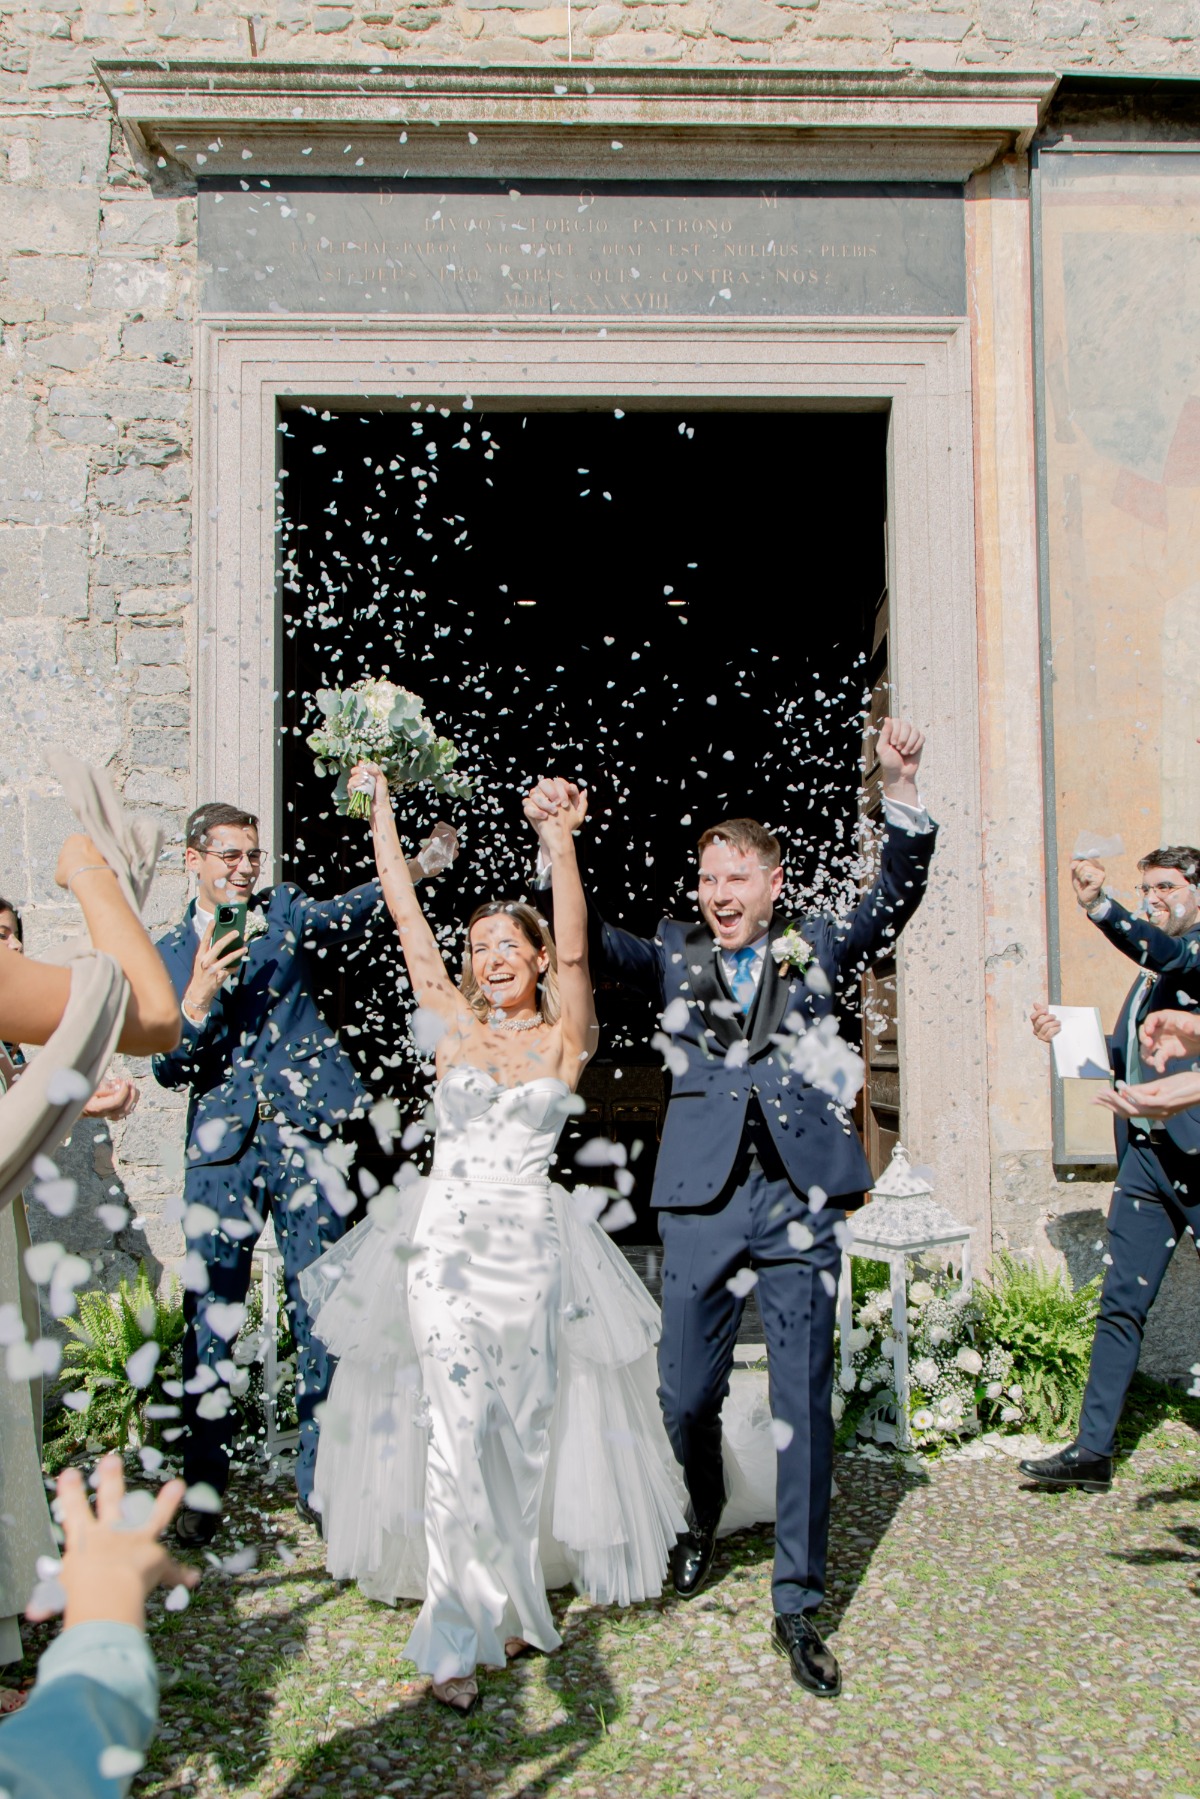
[745,923,795,1059]
[682,922,742,1052]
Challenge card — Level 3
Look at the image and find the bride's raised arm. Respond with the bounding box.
[536,789,599,1085]
[353,761,471,1027]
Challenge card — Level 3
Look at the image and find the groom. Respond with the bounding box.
[526,720,935,1696]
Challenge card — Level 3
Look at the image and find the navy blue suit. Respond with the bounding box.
[153,878,384,1500]
[1076,899,1200,1457]
[583,819,936,1614]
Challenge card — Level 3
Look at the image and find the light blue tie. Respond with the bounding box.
[730,946,758,1015]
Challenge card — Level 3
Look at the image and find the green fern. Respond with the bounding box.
[980,1253,1101,1438]
[43,1264,185,1474]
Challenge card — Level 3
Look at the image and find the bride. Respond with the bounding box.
[301,763,688,1714]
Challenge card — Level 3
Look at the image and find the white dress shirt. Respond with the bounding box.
[720,933,769,998]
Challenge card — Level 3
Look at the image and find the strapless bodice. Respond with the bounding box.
[429,1063,574,1187]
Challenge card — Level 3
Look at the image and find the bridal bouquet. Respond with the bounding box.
[307,677,471,819]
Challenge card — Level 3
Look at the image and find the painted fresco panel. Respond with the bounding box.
[1039,151,1200,1158]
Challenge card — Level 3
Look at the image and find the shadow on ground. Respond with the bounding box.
[270,1591,617,1799]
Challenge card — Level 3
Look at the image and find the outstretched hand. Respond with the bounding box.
[28,1454,198,1632]
[1096,1072,1200,1121]
[877,718,925,804]
[81,1075,140,1120]
[1139,1007,1200,1072]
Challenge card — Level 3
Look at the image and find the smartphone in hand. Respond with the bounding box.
[213,900,248,960]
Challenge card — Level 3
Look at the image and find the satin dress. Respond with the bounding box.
[303,1064,690,1681]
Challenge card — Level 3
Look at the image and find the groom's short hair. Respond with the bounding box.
[186,802,259,851]
[697,818,781,868]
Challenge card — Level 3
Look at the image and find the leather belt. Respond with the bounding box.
[256,1098,275,1121]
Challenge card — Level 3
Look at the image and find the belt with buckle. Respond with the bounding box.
[256,1098,275,1122]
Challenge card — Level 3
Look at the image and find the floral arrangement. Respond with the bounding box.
[836,1257,1027,1453]
[306,676,471,820]
[771,922,816,977]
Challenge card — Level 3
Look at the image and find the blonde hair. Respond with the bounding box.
[460,901,561,1025]
[697,817,781,867]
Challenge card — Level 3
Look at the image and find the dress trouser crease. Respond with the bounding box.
[181,1120,347,1501]
[1076,1134,1200,1458]
[657,1148,843,1616]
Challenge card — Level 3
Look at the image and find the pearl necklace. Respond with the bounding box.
[487,1009,543,1033]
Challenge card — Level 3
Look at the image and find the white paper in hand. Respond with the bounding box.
[1048,1006,1111,1080]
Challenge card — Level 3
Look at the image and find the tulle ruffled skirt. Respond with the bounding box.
[300,1170,692,1668]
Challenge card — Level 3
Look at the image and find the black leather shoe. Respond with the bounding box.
[1018,1443,1112,1493]
[174,1505,221,1548]
[668,1521,718,1599]
[296,1494,324,1533]
[772,1612,841,1697]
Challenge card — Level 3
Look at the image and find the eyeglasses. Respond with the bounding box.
[1139,879,1192,897]
[204,848,266,870]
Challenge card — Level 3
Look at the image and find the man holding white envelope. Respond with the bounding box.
[1024,845,1200,1493]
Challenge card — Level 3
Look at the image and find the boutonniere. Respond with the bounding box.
[771,923,815,977]
[245,907,269,943]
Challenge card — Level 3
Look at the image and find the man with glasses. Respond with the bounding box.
[1025,844,1200,1493]
[153,802,457,1545]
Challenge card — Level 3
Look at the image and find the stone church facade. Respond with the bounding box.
[3,2,1200,1374]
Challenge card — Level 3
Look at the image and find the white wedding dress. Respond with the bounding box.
[302,1064,695,1681]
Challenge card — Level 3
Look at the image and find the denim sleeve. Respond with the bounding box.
[0,1622,159,1799]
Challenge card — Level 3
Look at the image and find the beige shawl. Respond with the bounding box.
[0,753,161,1213]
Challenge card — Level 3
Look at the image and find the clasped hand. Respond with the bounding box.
[523,776,589,849]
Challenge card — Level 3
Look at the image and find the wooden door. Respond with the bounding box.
[858,580,900,1179]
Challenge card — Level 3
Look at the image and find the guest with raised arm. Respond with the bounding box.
[152,800,459,1548]
[0,836,180,1066]
[1024,846,1200,1494]
[0,819,180,1718]
[302,761,686,1716]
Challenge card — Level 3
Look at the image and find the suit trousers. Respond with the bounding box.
[180,1120,349,1501]
[1076,1134,1200,1457]
[657,1154,844,1615]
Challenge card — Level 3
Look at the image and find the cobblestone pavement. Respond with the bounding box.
[13,1382,1200,1799]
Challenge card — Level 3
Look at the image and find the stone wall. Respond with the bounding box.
[4,3,1200,1348]
[7,2,1200,75]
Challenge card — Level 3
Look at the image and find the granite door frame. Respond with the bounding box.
[193,313,989,1240]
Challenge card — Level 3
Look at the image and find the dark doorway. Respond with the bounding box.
[277,406,888,1236]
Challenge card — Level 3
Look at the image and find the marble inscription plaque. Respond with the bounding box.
[199,180,965,318]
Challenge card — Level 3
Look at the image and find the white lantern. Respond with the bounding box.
[836,1145,973,1451]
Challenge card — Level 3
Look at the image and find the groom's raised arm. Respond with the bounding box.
[830,719,937,982]
[524,778,665,1003]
